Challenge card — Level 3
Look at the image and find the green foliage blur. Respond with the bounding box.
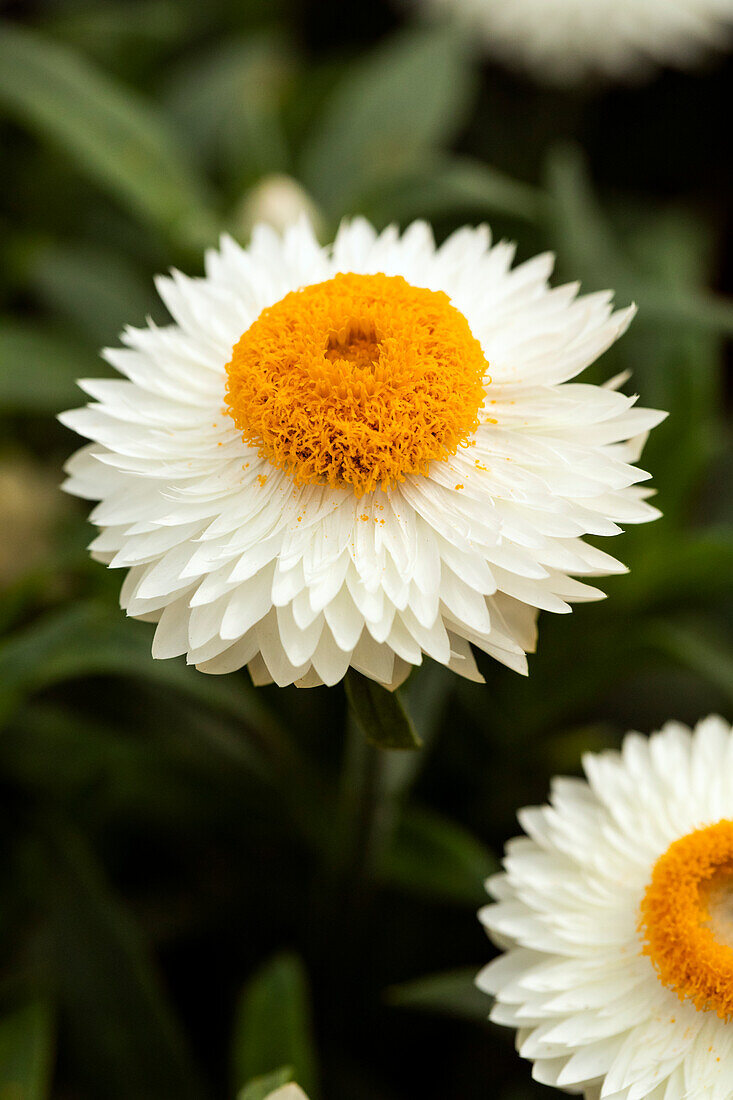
[0,0,732,1096]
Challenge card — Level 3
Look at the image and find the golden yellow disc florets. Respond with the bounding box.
[640,820,733,1019]
[224,272,488,495]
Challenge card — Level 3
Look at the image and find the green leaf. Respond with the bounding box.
[163,33,292,187]
[0,601,276,739]
[401,662,454,746]
[612,208,723,524]
[0,1002,54,1100]
[344,671,422,751]
[0,602,324,843]
[618,531,733,609]
[232,953,318,1099]
[238,1067,294,1100]
[41,0,196,63]
[544,144,731,534]
[545,144,629,290]
[379,806,497,905]
[627,207,733,334]
[635,284,733,336]
[0,23,216,246]
[301,26,475,214]
[644,620,733,705]
[0,319,100,415]
[624,205,716,289]
[26,241,158,345]
[545,144,733,336]
[386,967,489,1023]
[379,662,455,799]
[43,826,206,1100]
[367,156,546,226]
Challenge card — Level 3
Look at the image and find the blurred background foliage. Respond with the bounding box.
[0,0,732,1097]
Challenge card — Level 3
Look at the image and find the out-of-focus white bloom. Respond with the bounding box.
[60,216,663,689]
[419,0,733,84]
[264,1086,308,1100]
[479,716,733,1099]
[237,175,323,238]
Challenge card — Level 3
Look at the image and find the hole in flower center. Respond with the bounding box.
[702,865,733,949]
[325,322,381,371]
[224,272,488,496]
[640,820,733,1019]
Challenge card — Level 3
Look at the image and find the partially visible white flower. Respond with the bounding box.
[265,1086,308,1100]
[60,216,664,690]
[478,716,733,1099]
[418,0,733,83]
[236,174,323,238]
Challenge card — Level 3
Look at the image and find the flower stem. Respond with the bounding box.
[335,716,386,885]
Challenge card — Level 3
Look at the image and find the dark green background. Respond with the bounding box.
[0,1,732,1097]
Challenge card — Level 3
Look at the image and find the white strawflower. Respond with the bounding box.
[60,217,663,690]
[478,716,733,1099]
[419,0,733,84]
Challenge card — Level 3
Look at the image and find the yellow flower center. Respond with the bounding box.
[224,272,487,496]
[640,820,733,1019]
